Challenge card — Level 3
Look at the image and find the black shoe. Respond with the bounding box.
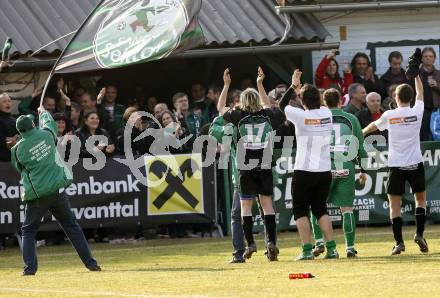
[346,248,358,258]
[22,271,35,276]
[266,242,279,262]
[86,264,102,271]
[414,234,429,253]
[405,48,422,80]
[243,243,257,260]
[229,255,245,264]
[391,242,405,255]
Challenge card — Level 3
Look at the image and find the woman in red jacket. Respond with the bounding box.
[315,49,353,96]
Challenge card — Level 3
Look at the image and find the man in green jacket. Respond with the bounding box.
[11,106,100,276]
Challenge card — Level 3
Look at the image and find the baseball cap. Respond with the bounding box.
[16,114,35,133]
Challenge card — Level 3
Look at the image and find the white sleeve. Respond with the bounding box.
[414,99,424,115]
[284,106,303,125]
[374,111,389,131]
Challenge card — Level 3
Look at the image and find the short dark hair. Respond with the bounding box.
[172,92,188,104]
[323,88,341,108]
[396,84,414,103]
[300,84,321,109]
[348,83,364,100]
[422,47,437,59]
[388,51,403,63]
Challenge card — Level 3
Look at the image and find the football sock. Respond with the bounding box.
[391,217,403,244]
[415,207,426,237]
[264,214,276,244]
[310,213,324,245]
[343,211,356,249]
[242,216,255,246]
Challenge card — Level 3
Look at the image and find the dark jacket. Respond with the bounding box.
[0,111,17,162]
[11,111,73,201]
[74,126,114,158]
[419,66,440,109]
[97,103,126,139]
[357,108,387,139]
[116,125,148,156]
[379,68,408,99]
[353,73,383,95]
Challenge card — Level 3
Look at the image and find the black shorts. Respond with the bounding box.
[239,169,273,198]
[292,170,332,220]
[387,162,426,195]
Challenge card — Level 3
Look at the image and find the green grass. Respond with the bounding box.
[1,226,440,298]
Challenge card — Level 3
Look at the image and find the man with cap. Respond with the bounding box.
[11,106,101,276]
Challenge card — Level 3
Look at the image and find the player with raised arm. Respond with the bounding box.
[310,88,368,258]
[220,67,279,262]
[279,70,338,260]
[363,49,428,255]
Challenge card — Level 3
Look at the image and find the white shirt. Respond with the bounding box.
[285,106,333,172]
[375,100,424,167]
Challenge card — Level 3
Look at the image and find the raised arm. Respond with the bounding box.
[279,69,302,112]
[415,74,424,101]
[217,68,231,116]
[256,66,270,109]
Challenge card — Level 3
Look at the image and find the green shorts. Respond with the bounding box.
[328,169,355,207]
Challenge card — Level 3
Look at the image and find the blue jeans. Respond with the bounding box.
[21,193,97,274]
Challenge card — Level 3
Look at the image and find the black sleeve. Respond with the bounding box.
[279,88,295,114]
[64,105,72,133]
[223,109,241,126]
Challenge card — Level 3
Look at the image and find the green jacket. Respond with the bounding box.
[209,116,239,188]
[11,111,73,202]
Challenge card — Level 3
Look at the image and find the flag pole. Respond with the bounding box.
[39,0,106,107]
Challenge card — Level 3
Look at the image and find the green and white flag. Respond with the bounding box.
[55,0,204,73]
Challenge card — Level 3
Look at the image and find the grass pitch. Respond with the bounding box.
[0,226,440,298]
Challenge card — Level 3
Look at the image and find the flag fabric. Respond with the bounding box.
[55,0,205,73]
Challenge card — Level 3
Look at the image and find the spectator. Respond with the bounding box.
[351,52,382,94]
[53,113,70,137]
[159,110,190,153]
[153,103,169,126]
[382,84,398,111]
[268,84,288,107]
[379,51,407,99]
[0,93,18,162]
[116,107,147,156]
[206,84,221,121]
[72,87,86,103]
[344,83,367,115]
[70,102,82,131]
[357,92,386,139]
[227,89,241,109]
[191,82,206,104]
[146,96,158,114]
[74,111,115,158]
[97,86,126,139]
[42,96,57,115]
[172,92,190,123]
[419,47,440,141]
[315,49,353,95]
[80,92,97,114]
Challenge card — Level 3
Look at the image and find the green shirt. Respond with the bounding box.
[330,108,368,173]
